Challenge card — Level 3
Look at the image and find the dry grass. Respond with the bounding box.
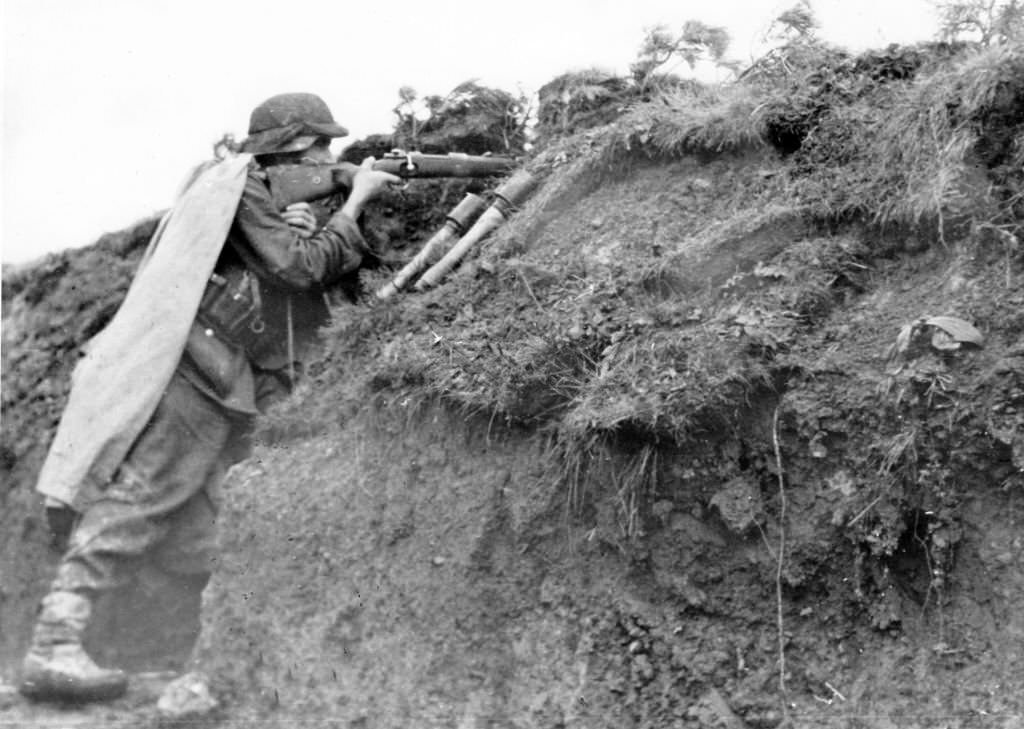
[587,42,1024,240]
[615,83,770,156]
[794,43,1024,232]
[870,45,1023,223]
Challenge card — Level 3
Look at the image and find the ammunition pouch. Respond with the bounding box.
[196,271,267,353]
[185,323,245,398]
[185,271,269,397]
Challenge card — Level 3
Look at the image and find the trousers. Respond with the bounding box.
[52,372,248,594]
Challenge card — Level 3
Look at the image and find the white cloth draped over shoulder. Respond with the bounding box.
[37,154,254,509]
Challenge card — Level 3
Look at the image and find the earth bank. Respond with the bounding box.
[190,146,1024,728]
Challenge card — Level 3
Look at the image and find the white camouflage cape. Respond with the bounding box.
[37,154,253,509]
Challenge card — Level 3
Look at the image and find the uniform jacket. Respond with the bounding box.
[37,155,370,509]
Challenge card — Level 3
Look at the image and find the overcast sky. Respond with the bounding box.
[1,0,938,264]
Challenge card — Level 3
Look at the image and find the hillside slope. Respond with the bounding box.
[3,42,1024,728]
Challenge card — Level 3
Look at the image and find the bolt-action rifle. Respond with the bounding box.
[266,150,517,209]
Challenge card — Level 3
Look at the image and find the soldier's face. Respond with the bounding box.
[299,137,334,165]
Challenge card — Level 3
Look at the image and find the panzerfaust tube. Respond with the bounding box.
[414,170,538,292]
[376,193,487,300]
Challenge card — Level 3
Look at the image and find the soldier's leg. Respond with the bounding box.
[146,479,228,670]
[20,374,240,703]
[87,484,225,673]
[154,370,283,717]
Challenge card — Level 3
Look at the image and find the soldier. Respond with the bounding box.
[20,92,399,703]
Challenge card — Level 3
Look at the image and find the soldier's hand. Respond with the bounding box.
[341,157,402,220]
[283,202,318,238]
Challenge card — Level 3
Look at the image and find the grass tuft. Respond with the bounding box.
[616,83,770,156]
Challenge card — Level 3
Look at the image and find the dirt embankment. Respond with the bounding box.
[189,150,1024,728]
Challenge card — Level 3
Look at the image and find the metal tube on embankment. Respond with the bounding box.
[413,170,538,292]
[376,193,488,300]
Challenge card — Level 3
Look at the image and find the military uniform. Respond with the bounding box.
[48,161,370,593]
[21,93,372,703]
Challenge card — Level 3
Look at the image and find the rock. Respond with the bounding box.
[687,688,749,728]
[653,566,708,608]
[709,476,765,535]
[157,672,219,720]
[632,654,655,682]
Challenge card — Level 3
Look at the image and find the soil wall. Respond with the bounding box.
[197,388,1024,728]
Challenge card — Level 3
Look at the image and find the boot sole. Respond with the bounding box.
[18,676,128,703]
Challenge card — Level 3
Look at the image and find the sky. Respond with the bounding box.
[1,0,939,264]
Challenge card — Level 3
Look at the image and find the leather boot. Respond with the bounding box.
[19,591,128,702]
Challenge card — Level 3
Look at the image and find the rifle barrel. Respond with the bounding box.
[374,153,516,179]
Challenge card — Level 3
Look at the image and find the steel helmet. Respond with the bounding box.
[239,92,348,155]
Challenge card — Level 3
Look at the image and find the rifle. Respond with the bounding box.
[265,150,517,209]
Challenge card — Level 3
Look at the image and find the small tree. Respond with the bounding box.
[392,86,423,148]
[770,1,819,41]
[740,3,827,83]
[630,20,736,91]
[933,0,1024,44]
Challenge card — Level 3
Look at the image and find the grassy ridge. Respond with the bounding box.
[270,43,1024,452]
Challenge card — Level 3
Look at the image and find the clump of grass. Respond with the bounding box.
[598,40,1024,244]
[871,44,1024,225]
[794,43,1024,234]
[535,68,635,141]
[547,427,661,541]
[603,41,957,162]
[616,82,770,156]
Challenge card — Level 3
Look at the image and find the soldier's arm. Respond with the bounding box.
[230,172,371,290]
